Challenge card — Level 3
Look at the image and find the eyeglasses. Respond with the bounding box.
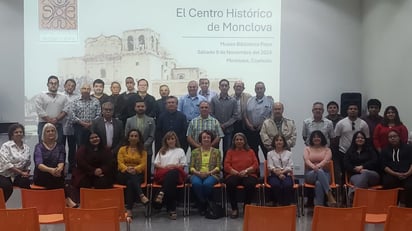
[352,121,355,131]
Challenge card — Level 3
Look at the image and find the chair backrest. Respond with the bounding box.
[353,188,398,214]
[64,207,120,231]
[80,187,126,221]
[0,207,40,231]
[0,188,5,209]
[20,188,66,224]
[384,206,412,231]
[312,206,366,231]
[243,205,296,231]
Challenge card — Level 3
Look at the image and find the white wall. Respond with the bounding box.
[0,0,24,124]
[362,0,412,129]
[280,0,362,174]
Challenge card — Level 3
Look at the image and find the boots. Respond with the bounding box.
[327,191,337,207]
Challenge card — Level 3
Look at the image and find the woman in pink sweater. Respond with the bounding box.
[303,130,336,206]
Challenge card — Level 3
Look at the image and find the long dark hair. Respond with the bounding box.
[382,106,403,126]
[85,132,105,151]
[124,129,144,153]
[308,130,327,146]
[346,131,369,153]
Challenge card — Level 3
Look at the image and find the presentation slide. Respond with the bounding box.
[24,0,281,131]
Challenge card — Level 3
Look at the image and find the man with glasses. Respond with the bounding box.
[91,102,124,154]
[334,103,369,184]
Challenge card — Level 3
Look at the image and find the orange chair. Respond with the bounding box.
[64,207,120,231]
[20,188,66,224]
[80,187,130,231]
[0,188,5,209]
[0,207,40,231]
[303,160,340,214]
[262,160,302,216]
[384,206,412,231]
[311,206,366,231]
[352,188,399,223]
[343,172,382,207]
[243,204,296,231]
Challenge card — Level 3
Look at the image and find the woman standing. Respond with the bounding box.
[33,123,77,207]
[381,129,412,207]
[0,124,31,201]
[117,129,149,219]
[153,131,187,220]
[344,131,380,200]
[373,106,408,153]
[303,130,336,207]
[72,132,114,190]
[267,135,294,206]
[190,130,221,216]
[224,132,259,218]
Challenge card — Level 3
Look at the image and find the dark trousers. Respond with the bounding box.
[160,169,179,212]
[63,134,77,173]
[74,124,91,147]
[117,172,145,210]
[245,129,268,162]
[268,175,294,205]
[225,175,258,210]
[382,173,412,207]
[0,175,31,201]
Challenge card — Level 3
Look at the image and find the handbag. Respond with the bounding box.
[205,200,225,219]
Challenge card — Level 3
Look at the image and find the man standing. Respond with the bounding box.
[35,75,69,144]
[123,78,157,120]
[335,103,370,183]
[210,79,238,158]
[109,81,121,118]
[117,76,137,124]
[62,79,79,173]
[125,99,155,176]
[326,101,343,128]
[245,82,274,160]
[302,102,335,146]
[71,83,101,147]
[178,80,207,122]
[156,96,188,154]
[231,80,251,135]
[361,98,383,137]
[91,79,110,105]
[91,102,124,154]
[155,84,170,119]
[260,102,296,156]
[198,78,217,102]
[187,101,224,149]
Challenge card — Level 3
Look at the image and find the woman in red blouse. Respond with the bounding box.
[373,106,408,153]
[224,132,259,219]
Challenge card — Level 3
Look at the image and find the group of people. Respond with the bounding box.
[1,75,412,222]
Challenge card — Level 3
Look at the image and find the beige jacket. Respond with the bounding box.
[260,117,297,150]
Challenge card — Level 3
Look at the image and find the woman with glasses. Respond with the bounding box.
[267,134,294,206]
[373,106,408,153]
[381,129,412,207]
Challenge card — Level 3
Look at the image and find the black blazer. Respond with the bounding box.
[91,117,124,154]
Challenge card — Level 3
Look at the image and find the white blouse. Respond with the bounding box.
[267,149,293,172]
[154,148,187,167]
[0,140,31,177]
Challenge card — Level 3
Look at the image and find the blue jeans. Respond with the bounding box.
[305,169,330,206]
[190,175,218,203]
